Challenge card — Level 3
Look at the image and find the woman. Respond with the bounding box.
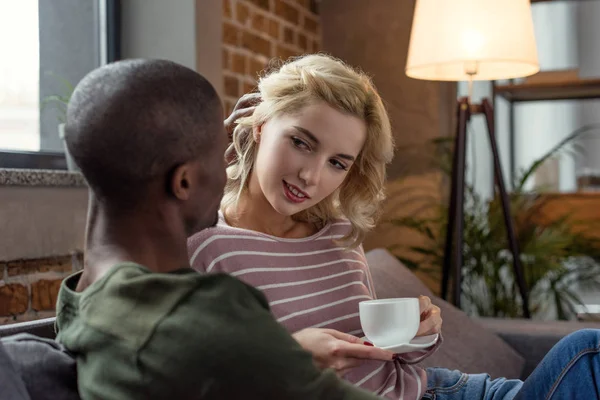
[188,54,600,399]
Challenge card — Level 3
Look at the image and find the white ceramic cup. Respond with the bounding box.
[359,298,420,347]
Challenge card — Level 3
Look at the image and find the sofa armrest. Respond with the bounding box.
[0,318,57,340]
[476,317,600,379]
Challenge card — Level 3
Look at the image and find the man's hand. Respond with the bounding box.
[416,295,442,337]
[224,92,261,140]
[292,328,394,376]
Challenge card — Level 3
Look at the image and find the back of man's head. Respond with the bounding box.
[65,59,223,207]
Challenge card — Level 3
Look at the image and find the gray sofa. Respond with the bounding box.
[366,248,600,379]
[1,248,599,384]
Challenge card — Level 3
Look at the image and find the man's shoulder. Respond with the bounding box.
[92,263,265,313]
[66,264,267,349]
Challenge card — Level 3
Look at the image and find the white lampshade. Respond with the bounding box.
[406,0,540,81]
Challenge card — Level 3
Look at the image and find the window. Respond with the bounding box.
[0,1,39,152]
[0,0,120,169]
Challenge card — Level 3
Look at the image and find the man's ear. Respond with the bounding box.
[169,163,192,201]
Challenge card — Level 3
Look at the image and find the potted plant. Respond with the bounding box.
[41,74,77,171]
[388,126,600,320]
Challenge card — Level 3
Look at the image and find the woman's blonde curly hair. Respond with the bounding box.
[222,54,394,248]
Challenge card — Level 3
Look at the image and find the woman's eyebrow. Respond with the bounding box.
[293,126,319,144]
[292,126,355,161]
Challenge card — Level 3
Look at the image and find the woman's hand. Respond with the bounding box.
[292,328,394,376]
[416,295,442,337]
[224,92,261,139]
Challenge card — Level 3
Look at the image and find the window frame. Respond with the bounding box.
[0,0,121,170]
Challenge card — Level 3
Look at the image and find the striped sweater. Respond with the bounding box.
[187,213,439,399]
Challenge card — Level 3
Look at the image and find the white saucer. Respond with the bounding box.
[363,334,439,354]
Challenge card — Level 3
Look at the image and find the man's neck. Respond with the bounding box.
[77,197,190,291]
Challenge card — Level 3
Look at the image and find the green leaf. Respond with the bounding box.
[517,124,600,190]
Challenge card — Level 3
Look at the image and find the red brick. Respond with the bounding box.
[243,81,257,94]
[276,44,298,61]
[303,14,318,34]
[223,48,230,70]
[241,30,272,57]
[0,284,28,316]
[251,12,266,31]
[224,99,236,117]
[275,0,300,25]
[224,75,240,98]
[31,279,62,312]
[283,26,295,45]
[236,2,250,24]
[312,38,320,52]
[248,57,266,78]
[223,22,240,46]
[247,0,270,11]
[223,0,232,18]
[231,52,247,74]
[268,18,280,40]
[298,32,307,51]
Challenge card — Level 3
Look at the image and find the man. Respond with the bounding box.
[56,59,387,399]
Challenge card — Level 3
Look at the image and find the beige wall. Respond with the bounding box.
[120,0,223,97]
[320,0,455,293]
[0,186,88,261]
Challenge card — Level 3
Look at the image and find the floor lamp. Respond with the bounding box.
[405,0,540,317]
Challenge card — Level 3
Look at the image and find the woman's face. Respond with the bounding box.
[251,101,366,217]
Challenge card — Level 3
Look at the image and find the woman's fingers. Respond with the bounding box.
[324,329,364,344]
[334,341,394,361]
[416,305,442,336]
[418,295,432,314]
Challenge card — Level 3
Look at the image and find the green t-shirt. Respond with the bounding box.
[56,263,380,400]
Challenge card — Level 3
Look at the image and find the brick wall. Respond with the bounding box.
[222,0,320,114]
[0,252,83,324]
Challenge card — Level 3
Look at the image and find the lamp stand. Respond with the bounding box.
[440,97,531,319]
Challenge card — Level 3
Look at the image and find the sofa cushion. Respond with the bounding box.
[0,340,30,399]
[1,333,79,400]
[0,317,56,339]
[365,249,525,379]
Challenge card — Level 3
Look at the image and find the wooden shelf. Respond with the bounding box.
[530,0,587,3]
[530,193,600,242]
[494,73,600,102]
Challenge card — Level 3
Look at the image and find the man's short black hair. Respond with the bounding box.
[65,59,222,205]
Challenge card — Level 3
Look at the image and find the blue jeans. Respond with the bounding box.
[422,329,600,400]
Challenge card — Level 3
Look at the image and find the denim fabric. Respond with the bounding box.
[421,329,600,400]
[515,329,600,400]
[421,368,522,400]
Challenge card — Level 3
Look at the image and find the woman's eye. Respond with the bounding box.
[330,159,348,171]
[292,137,309,150]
